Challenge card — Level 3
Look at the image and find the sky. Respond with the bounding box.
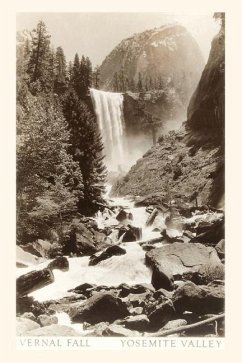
[16,13,220,66]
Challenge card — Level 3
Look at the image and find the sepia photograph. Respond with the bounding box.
[15,10,225,341]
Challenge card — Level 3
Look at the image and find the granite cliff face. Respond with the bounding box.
[112,23,225,209]
[186,23,225,146]
[99,24,204,107]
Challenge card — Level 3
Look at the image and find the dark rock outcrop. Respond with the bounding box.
[47,256,69,271]
[191,218,224,245]
[148,300,175,330]
[119,225,142,242]
[89,245,126,266]
[69,292,129,324]
[16,296,46,316]
[119,314,150,331]
[172,281,224,314]
[116,209,133,223]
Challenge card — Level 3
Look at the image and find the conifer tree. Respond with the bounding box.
[62,89,107,214]
[27,21,52,94]
[93,65,100,89]
[71,53,81,94]
[54,46,67,95]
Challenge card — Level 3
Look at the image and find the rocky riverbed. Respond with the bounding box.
[16,192,225,337]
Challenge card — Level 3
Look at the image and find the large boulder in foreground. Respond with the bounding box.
[172,281,224,314]
[16,317,40,336]
[69,292,129,324]
[146,242,222,290]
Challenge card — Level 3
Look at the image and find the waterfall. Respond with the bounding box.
[90,88,125,171]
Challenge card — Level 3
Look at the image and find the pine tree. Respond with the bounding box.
[67,61,73,82]
[71,53,81,94]
[17,33,32,103]
[54,46,67,95]
[27,21,53,94]
[62,89,107,214]
[92,65,100,89]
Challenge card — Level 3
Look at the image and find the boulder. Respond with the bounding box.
[142,244,156,252]
[37,314,58,327]
[33,239,52,258]
[191,218,224,245]
[160,319,187,331]
[181,270,208,285]
[16,246,41,267]
[121,225,142,242]
[89,245,126,266]
[68,283,96,296]
[148,300,175,330]
[147,319,187,336]
[153,288,173,300]
[16,296,46,316]
[24,324,79,336]
[151,264,174,291]
[16,317,40,336]
[215,239,225,259]
[101,324,140,337]
[21,312,37,322]
[47,256,69,271]
[69,292,129,324]
[64,220,111,256]
[172,281,224,314]
[146,242,222,290]
[116,209,133,223]
[19,243,42,257]
[118,283,152,298]
[123,291,152,308]
[122,314,150,331]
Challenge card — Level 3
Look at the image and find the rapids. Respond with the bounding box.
[16,187,163,302]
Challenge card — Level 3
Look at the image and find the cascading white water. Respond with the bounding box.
[90,88,125,171]
[16,190,164,303]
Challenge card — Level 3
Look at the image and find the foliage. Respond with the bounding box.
[27,21,53,94]
[17,92,83,243]
[62,89,107,214]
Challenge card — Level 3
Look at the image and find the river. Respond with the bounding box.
[16,185,164,303]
